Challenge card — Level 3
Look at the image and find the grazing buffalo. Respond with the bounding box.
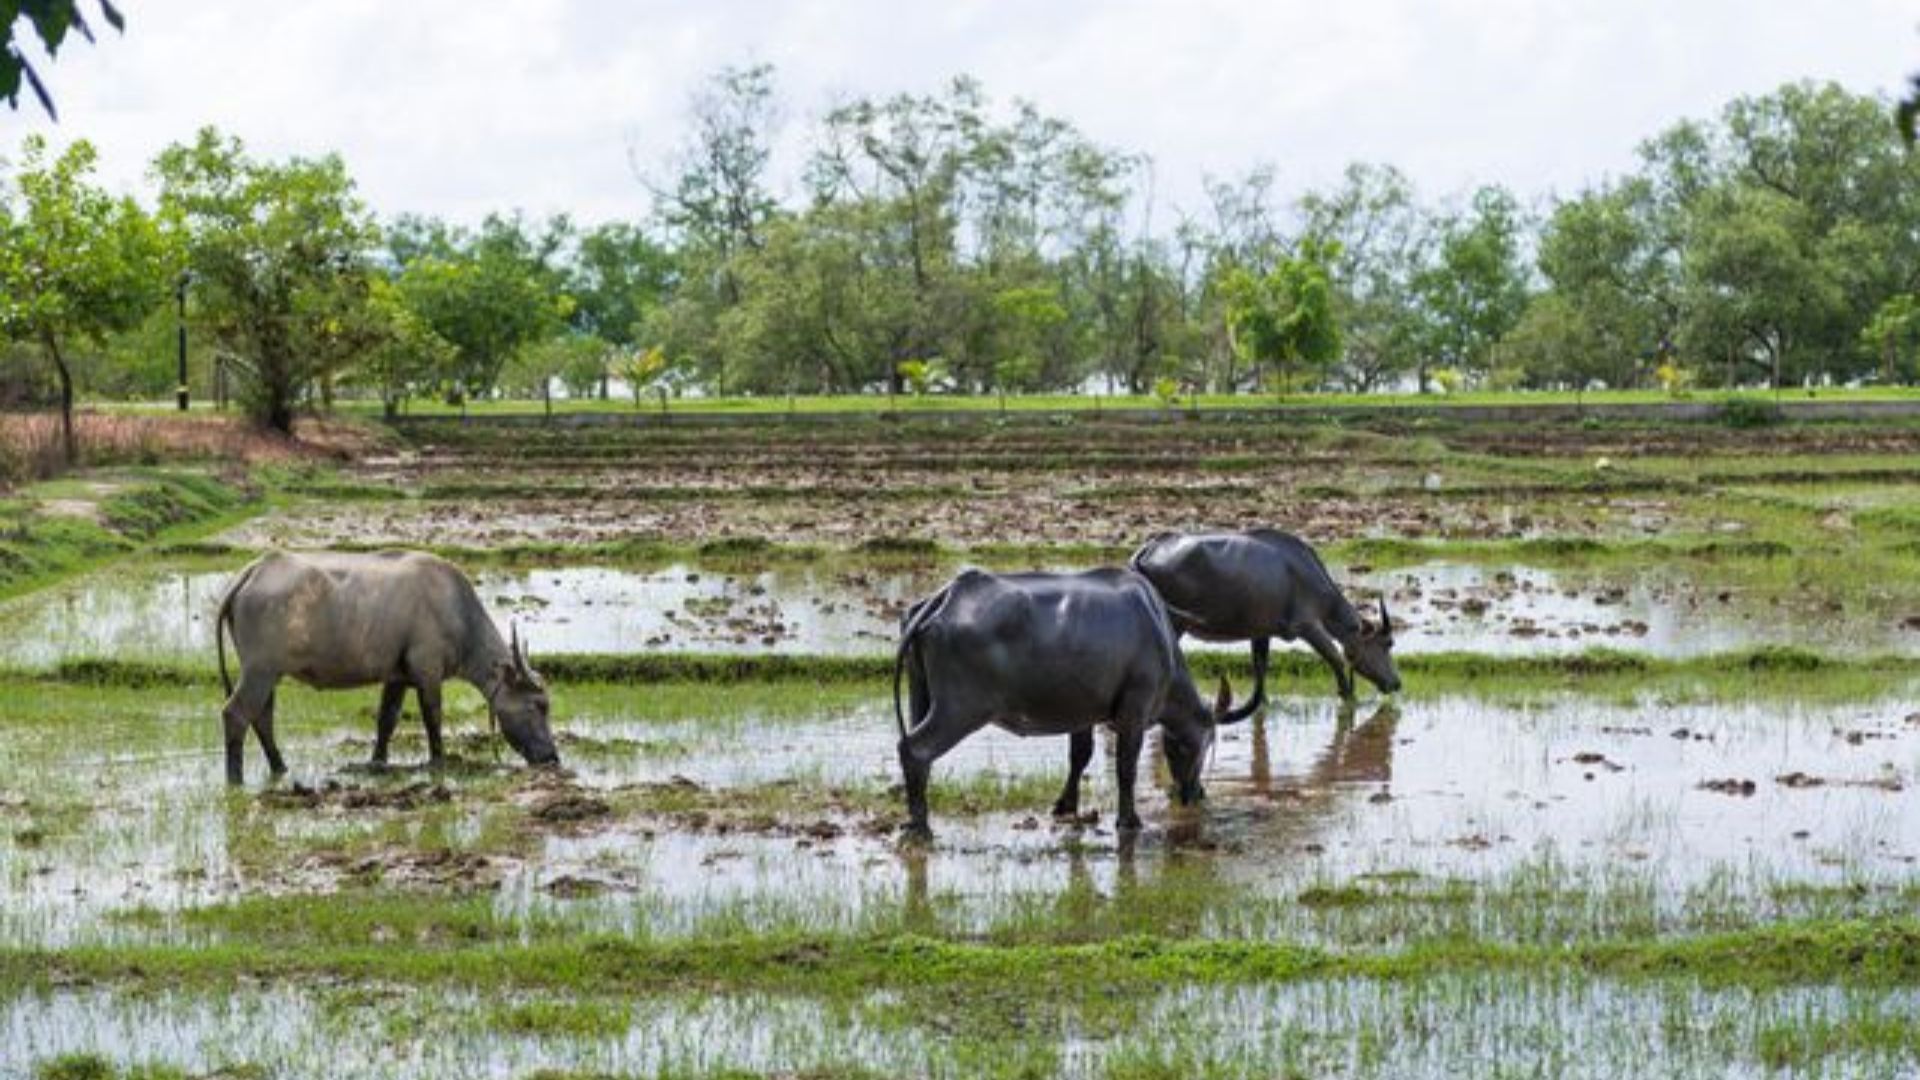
[215,551,558,784]
[1130,528,1401,704]
[892,567,1256,839]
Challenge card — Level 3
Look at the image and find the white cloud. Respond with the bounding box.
[4,0,1916,227]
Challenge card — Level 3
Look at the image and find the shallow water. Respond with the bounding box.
[3,681,1917,948]
[4,975,1916,1079]
[3,557,1910,667]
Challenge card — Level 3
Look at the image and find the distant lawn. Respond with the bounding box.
[96,384,1920,419]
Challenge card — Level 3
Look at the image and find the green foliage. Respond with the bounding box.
[505,333,609,412]
[1411,185,1530,391]
[1152,375,1181,408]
[1298,163,1428,392]
[346,278,456,417]
[1654,359,1694,397]
[1,0,122,118]
[11,73,1920,415]
[1721,395,1783,429]
[896,358,948,396]
[394,214,569,404]
[567,222,675,349]
[1222,239,1343,395]
[155,127,377,433]
[1860,294,1920,384]
[0,135,170,461]
[612,344,684,410]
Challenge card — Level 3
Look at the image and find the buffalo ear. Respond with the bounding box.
[1213,676,1234,719]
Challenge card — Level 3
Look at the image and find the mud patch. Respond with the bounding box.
[261,779,454,812]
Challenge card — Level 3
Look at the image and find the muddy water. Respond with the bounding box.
[3,558,1910,667]
[4,685,1918,948]
[4,976,1917,1078]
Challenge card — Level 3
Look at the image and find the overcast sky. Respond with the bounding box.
[4,0,1917,229]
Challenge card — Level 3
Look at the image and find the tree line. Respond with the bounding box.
[5,69,1920,455]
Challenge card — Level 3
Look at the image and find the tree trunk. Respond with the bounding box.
[43,330,76,466]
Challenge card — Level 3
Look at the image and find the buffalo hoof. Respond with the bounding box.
[1116,812,1143,833]
[1177,785,1207,807]
[1050,798,1078,819]
[899,822,934,847]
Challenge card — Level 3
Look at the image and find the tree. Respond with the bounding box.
[1530,181,1673,389]
[348,278,455,418]
[3,0,122,118]
[0,135,168,463]
[1411,186,1530,390]
[506,333,609,416]
[568,222,675,395]
[1223,240,1343,398]
[156,128,377,434]
[396,224,566,405]
[613,344,684,413]
[1862,295,1920,385]
[1671,82,1920,386]
[1298,163,1429,391]
[1501,292,1611,395]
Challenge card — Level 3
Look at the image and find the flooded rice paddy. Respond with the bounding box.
[4,677,1917,950]
[4,556,1914,667]
[8,417,1920,1077]
[7,976,1920,1078]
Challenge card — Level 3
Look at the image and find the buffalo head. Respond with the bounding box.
[1344,597,1402,695]
[492,625,559,766]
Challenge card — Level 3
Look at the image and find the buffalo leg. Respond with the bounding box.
[1249,636,1272,706]
[1113,723,1146,832]
[417,681,446,765]
[221,670,275,785]
[1301,623,1354,700]
[1053,729,1095,818]
[254,691,287,776]
[898,710,975,839]
[371,682,408,766]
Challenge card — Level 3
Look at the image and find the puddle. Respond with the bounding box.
[3,558,1912,667]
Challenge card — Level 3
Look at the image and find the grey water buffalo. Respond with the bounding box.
[893,567,1257,839]
[215,550,558,784]
[1130,528,1401,704]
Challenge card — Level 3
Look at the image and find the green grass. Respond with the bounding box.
[305,385,1920,420]
[15,645,1914,698]
[9,916,1920,997]
[0,469,260,601]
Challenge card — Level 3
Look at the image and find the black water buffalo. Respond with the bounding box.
[1130,528,1401,703]
[893,567,1255,839]
[215,550,558,784]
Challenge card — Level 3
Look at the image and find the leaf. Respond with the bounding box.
[21,54,54,120]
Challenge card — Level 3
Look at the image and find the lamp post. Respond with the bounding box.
[175,271,191,411]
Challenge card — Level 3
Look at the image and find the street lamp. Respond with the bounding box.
[175,271,192,411]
